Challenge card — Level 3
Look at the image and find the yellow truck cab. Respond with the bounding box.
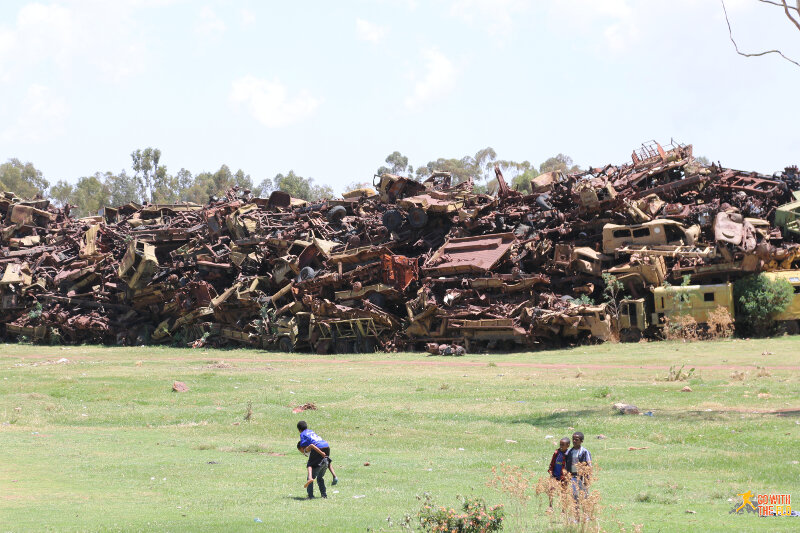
[762,271,800,333]
[651,282,734,325]
[618,282,735,341]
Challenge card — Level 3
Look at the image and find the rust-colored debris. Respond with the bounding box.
[1,140,800,353]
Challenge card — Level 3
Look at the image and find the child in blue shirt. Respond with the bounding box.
[547,437,570,507]
[297,421,338,498]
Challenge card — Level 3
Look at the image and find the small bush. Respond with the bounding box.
[706,306,735,339]
[417,495,504,533]
[595,386,611,398]
[662,314,698,341]
[734,274,794,335]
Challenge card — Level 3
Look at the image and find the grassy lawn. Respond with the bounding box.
[1,337,799,532]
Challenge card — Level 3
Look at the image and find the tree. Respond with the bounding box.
[539,154,580,175]
[49,180,74,208]
[343,180,372,193]
[0,158,49,198]
[733,273,794,335]
[131,148,165,203]
[105,170,141,207]
[70,174,111,217]
[376,151,413,177]
[492,159,538,194]
[721,0,800,68]
[415,147,497,184]
[183,165,253,204]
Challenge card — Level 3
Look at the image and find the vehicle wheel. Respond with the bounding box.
[620,328,642,343]
[362,338,377,353]
[367,292,386,308]
[327,205,347,224]
[278,336,293,353]
[382,209,403,231]
[407,208,428,229]
[298,266,316,281]
[780,320,800,336]
[335,339,352,354]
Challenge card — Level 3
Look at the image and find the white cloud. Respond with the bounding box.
[1,84,69,142]
[230,76,321,128]
[404,48,457,110]
[548,0,639,51]
[355,18,387,43]
[195,6,227,37]
[449,0,531,37]
[0,1,148,84]
[240,8,256,27]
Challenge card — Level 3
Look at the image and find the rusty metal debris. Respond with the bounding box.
[2,141,800,353]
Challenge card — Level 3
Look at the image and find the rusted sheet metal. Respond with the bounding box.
[424,233,516,275]
[716,171,783,196]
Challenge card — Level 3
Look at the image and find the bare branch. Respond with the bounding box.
[782,0,800,32]
[721,0,800,68]
[756,0,799,13]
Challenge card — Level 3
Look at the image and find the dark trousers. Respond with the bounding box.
[307,459,329,498]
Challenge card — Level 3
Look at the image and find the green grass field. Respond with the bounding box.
[1,337,799,532]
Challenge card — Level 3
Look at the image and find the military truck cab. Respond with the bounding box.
[762,270,800,334]
[651,282,734,325]
[602,220,701,254]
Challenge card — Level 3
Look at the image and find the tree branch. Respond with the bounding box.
[756,0,798,13]
[782,0,800,32]
[721,0,800,67]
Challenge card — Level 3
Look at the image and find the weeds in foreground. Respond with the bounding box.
[535,463,601,532]
[487,462,534,531]
[416,493,504,533]
[665,365,695,382]
[244,400,253,422]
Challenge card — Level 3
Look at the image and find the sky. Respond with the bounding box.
[1,0,799,193]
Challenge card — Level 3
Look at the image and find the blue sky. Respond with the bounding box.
[1,0,798,193]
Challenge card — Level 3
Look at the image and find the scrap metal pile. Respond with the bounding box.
[2,140,800,353]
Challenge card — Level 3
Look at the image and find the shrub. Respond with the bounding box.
[733,274,793,335]
[535,462,601,530]
[706,306,734,339]
[662,314,698,341]
[418,495,504,533]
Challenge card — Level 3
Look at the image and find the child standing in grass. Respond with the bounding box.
[296,421,339,498]
[547,437,570,507]
[566,432,592,501]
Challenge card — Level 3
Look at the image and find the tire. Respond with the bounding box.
[407,208,428,229]
[779,320,800,336]
[620,328,642,343]
[335,339,353,354]
[327,205,347,224]
[382,209,403,231]
[367,292,386,308]
[362,338,377,353]
[278,336,293,353]
[298,266,316,281]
